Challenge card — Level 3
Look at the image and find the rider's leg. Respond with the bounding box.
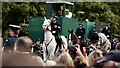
[55,35,62,51]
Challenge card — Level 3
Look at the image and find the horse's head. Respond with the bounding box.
[42,17,51,31]
[68,29,73,40]
[68,29,78,45]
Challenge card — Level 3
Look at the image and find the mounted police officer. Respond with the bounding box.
[75,22,85,40]
[50,16,62,52]
[102,22,112,40]
[86,32,99,55]
[75,22,86,52]
[3,25,21,53]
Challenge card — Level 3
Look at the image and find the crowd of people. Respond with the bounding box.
[2,35,120,67]
[2,16,120,68]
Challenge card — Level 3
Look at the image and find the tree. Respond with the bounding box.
[2,2,46,38]
[74,2,120,35]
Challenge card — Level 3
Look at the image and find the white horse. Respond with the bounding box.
[98,33,111,52]
[42,17,68,61]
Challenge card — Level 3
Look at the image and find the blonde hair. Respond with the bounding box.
[56,52,74,68]
[88,49,103,66]
[74,56,87,67]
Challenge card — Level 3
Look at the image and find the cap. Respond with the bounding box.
[9,24,21,30]
[52,16,58,19]
[97,50,120,63]
[105,23,110,26]
[79,23,83,26]
[35,39,40,43]
[113,34,120,38]
[90,32,99,43]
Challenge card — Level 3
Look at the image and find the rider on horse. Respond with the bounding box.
[50,16,63,52]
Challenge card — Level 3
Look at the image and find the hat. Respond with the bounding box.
[113,34,120,38]
[35,39,40,43]
[52,16,58,19]
[9,24,21,30]
[79,23,83,26]
[97,50,120,63]
[90,32,99,43]
[105,23,110,26]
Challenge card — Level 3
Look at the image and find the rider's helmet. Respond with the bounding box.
[52,16,58,20]
[79,22,83,26]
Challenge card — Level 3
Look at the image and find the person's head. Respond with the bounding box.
[51,16,58,21]
[65,9,69,15]
[94,58,120,68]
[79,23,83,27]
[69,47,77,60]
[96,50,120,67]
[35,39,40,45]
[113,34,120,42]
[90,32,99,45]
[74,56,87,68]
[105,23,110,27]
[88,49,104,66]
[116,43,120,50]
[15,36,33,52]
[9,25,21,36]
[56,52,74,68]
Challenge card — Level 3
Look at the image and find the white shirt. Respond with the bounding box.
[65,12,72,18]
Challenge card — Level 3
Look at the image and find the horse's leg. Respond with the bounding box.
[42,42,47,62]
[60,36,68,50]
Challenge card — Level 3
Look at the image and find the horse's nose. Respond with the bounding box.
[42,25,46,30]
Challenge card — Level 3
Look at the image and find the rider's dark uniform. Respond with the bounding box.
[51,21,61,36]
[102,23,112,40]
[75,23,86,52]
[51,16,62,52]
[75,24,85,40]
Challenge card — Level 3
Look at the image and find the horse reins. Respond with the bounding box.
[45,37,53,55]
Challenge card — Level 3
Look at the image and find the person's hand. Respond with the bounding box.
[75,44,82,56]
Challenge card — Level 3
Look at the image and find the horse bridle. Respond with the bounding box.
[44,37,53,56]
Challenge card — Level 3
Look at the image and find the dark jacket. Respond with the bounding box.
[33,44,43,53]
[102,27,112,39]
[51,21,61,36]
[75,27,85,40]
[3,36,18,52]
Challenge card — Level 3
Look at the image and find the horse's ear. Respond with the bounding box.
[68,29,70,33]
[71,29,73,33]
[44,17,47,20]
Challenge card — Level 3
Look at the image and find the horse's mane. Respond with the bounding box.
[72,32,79,40]
[70,31,79,45]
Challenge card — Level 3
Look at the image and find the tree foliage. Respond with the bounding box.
[74,2,120,34]
[2,2,46,37]
[2,2,120,37]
